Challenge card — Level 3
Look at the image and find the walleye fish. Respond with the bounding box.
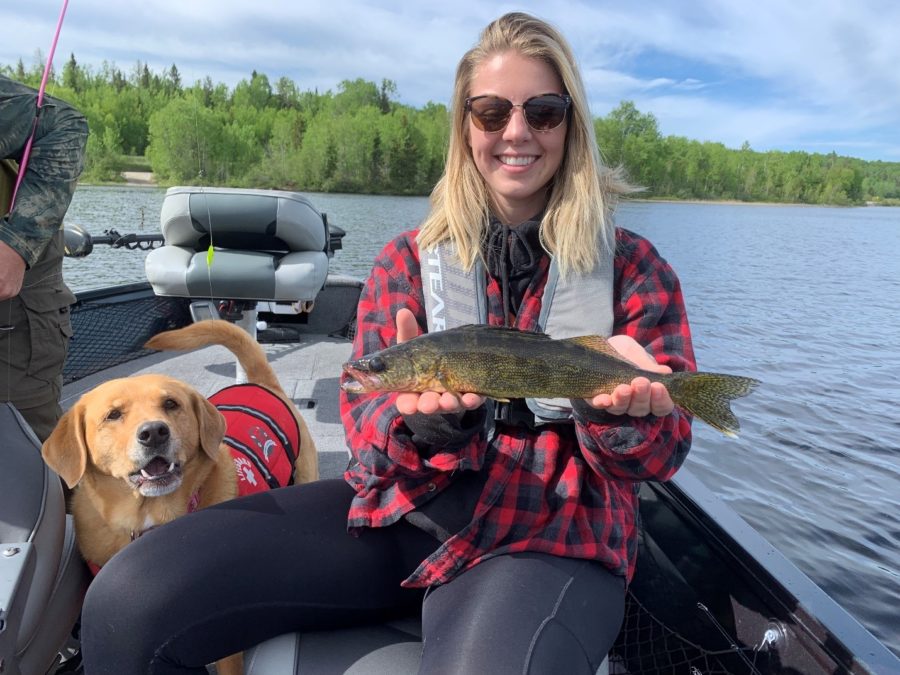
[341,324,760,437]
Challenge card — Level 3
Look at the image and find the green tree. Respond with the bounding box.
[82,123,124,182]
[62,53,83,93]
[233,71,272,110]
[379,110,423,193]
[7,50,896,202]
[148,98,228,182]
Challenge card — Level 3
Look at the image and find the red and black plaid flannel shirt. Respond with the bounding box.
[340,227,695,588]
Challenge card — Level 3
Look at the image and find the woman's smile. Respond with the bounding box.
[497,154,538,167]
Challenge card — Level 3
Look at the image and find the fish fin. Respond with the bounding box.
[564,335,637,364]
[436,373,462,400]
[665,371,760,437]
[454,324,553,340]
[490,396,512,403]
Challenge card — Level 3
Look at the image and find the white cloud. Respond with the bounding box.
[3,0,898,160]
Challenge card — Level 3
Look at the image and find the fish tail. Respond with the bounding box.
[664,371,760,437]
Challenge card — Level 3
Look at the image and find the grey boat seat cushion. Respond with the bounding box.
[241,614,610,674]
[146,187,328,302]
[0,404,89,675]
[243,616,423,675]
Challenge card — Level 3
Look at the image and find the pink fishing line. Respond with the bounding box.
[9,0,70,212]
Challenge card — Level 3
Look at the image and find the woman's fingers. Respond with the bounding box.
[649,382,675,416]
[393,312,486,415]
[587,378,674,418]
[395,308,419,344]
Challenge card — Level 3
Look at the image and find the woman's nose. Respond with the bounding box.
[502,106,532,140]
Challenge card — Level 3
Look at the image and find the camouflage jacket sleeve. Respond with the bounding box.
[0,75,88,267]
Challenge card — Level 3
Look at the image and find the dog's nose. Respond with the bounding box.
[137,421,171,448]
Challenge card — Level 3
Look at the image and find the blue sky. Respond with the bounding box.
[3,0,899,162]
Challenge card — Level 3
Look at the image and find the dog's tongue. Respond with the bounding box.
[142,457,172,478]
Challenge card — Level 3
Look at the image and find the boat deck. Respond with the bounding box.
[60,333,356,481]
[56,303,900,674]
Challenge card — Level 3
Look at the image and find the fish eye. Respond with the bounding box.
[368,356,386,372]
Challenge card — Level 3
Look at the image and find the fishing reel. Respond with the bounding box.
[63,223,163,257]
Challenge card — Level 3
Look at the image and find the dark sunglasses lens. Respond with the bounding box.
[470,97,513,132]
[523,96,569,130]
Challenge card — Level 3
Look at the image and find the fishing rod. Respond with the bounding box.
[9,0,69,211]
[63,221,347,258]
[63,223,163,257]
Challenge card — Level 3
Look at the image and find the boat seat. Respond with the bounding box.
[242,615,610,674]
[243,616,423,674]
[0,403,89,675]
[145,187,329,303]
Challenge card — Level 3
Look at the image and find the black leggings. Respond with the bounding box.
[81,479,624,674]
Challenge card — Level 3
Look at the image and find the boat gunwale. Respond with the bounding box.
[662,470,898,673]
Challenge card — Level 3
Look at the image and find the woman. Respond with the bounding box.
[81,12,694,674]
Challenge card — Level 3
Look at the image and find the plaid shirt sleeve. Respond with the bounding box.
[572,228,696,482]
[0,76,88,267]
[340,232,489,517]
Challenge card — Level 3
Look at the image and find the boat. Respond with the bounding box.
[1,187,897,675]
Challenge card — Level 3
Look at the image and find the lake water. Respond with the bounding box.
[63,185,900,656]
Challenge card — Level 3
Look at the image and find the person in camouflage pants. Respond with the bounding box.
[1,74,88,441]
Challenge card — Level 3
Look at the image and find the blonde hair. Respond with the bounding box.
[417,12,632,275]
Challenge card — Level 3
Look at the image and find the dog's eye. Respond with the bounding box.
[105,409,122,421]
[163,398,179,410]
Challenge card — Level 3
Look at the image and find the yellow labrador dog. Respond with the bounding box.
[42,320,318,675]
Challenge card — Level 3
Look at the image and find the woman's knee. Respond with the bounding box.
[420,553,624,673]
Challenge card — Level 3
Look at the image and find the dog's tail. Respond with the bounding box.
[145,320,283,394]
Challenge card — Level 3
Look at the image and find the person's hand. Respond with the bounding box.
[585,335,675,417]
[393,308,486,416]
[0,241,26,301]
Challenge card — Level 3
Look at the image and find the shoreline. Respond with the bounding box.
[105,173,894,207]
[121,171,157,187]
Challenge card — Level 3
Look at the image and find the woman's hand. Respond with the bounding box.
[585,335,675,418]
[393,308,486,416]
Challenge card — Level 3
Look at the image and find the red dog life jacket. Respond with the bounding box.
[85,384,301,575]
[209,383,300,496]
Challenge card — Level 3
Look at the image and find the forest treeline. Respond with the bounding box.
[4,55,900,205]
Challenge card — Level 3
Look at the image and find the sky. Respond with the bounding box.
[2,0,899,162]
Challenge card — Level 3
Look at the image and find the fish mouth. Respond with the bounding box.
[341,363,382,393]
[127,456,183,497]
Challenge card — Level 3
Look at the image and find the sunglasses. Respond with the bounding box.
[465,94,572,133]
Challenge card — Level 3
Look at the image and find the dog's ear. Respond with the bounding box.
[192,391,226,460]
[41,404,89,488]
